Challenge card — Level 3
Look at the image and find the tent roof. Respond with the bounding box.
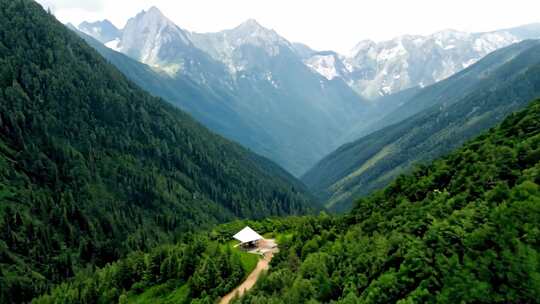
[233,226,263,243]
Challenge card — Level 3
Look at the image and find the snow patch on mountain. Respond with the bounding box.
[190,19,294,74]
[305,24,540,100]
[105,38,121,51]
[77,19,121,44]
[303,51,354,83]
[78,9,540,103]
[305,54,339,80]
[265,71,279,88]
[118,6,192,69]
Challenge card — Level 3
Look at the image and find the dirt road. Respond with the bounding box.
[219,240,277,304]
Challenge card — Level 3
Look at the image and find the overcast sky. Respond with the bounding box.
[36,0,540,54]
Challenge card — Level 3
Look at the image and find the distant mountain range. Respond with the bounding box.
[6,1,540,302]
[73,9,540,182]
[73,8,369,176]
[79,15,540,101]
[304,24,540,99]
[303,39,540,211]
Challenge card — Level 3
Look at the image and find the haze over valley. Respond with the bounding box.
[69,7,540,176]
[1,1,540,303]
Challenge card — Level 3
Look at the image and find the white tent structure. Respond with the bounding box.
[233,226,263,246]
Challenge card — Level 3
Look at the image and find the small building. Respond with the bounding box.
[233,226,263,248]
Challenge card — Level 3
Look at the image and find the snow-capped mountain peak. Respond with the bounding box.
[125,6,190,45]
[77,8,540,102]
[189,19,294,73]
[146,6,164,17]
[305,24,540,99]
[349,40,376,57]
[236,18,264,30]
[77,19,121,44]
[304,51,351,81]
[228,19,291,49]
[117,6,193,69]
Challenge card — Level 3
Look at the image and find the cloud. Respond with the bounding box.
[35,0,540,54]
[36,0,105,13]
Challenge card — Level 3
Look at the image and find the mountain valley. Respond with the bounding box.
[74,8,371,176]
[1,0,540,303]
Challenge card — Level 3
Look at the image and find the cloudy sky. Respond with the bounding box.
[36,0,540,54]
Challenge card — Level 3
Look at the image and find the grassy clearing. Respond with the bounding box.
[223,241,260,275]
[238,250,259,274]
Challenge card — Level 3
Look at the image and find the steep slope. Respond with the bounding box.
[291,42,317,60]
[354,40,540,138]
[75,30,268,162]
[303,40,540,211]
[238,99,540,303]
[339,86,422,143]
[189,19,292,73]
[304,51,351,81]
[189,20,369,175]
[0,1,314,302]
[82,12,369,176]
[33,231,262,304]
[29,99,540,303]
[305,24,540,99]
[115,7,233,86]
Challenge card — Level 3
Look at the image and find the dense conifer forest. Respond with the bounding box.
[303,39,540,212]
[28,101,540,303]
[0,1,313,302]
[1,0,540,303]
[235,100,540,303]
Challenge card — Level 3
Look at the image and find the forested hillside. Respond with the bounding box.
[236,99,540,303]
[33,233,258,303]
[75,9,370,177]
[31,100,540,303]
[304,39,540,211]
[359,40,540,138]
[31,217,318,303]
[0,1,314,302]
[74,30,263,165]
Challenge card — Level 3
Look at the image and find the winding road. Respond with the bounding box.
[219,240,278,304]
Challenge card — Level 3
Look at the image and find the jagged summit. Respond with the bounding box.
[349,39,376,57]
[229,18,283,42]
[78,19,117,29]
[235,18,267,31]
[130,6,175,28]
[126,5,185,37]
[140,6,167,20]
[239,18,261,27]
[303,24,540,99]
[226,18,290,50]
[119,5,193,67]
[77,19,121,44]
[188,17,293,71]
